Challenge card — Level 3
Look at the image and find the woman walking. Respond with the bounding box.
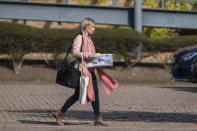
[53,18,118,126]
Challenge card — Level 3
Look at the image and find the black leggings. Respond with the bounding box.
[61,72,100,116]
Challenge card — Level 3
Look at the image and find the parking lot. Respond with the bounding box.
[0,83,196,130]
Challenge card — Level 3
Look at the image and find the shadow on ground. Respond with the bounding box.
[157,86,197,93]
[14,109,197,125]
[19,120,90,126]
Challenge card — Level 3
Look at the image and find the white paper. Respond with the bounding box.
[87,54,113,68]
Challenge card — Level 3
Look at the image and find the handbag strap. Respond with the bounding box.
[64,32,83,61]
[81,55,88,77]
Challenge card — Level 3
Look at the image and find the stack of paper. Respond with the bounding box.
[87,54,113,68]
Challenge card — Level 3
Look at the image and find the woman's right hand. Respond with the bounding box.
[82,52,94,59]
[88,53,95,59]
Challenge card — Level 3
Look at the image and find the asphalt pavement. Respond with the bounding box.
[0,83,197,131]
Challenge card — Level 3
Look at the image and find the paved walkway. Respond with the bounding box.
[0,83,197,130]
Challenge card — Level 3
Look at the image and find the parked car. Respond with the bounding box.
[171,46,197,83]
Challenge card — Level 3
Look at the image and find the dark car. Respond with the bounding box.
[171,46,197,82]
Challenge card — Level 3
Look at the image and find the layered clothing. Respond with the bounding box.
[72,32,118,103]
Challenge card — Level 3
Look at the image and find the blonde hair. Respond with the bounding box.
[80,18,95,32]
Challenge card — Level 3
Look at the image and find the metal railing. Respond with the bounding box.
[2,0,197,7]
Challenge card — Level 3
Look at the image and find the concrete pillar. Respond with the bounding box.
[134,0,142,60]
[112,0,116,7]
[161,0,165,8]
[63,0,68,4]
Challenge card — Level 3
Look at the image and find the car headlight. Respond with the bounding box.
[182,53,194,62]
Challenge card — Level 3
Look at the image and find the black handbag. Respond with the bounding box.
[56,33,83,88]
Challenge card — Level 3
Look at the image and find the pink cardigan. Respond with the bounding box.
[72,34,91,71]
[72,32,118,103]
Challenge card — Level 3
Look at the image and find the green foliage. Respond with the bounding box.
[0,22,147,65]
[1,22,197,67]
[165,1,175,9]
[91,0,107,4]
[143,27,178,40]
[141,0,195,40]
[0,22,39,63]
[77,0,89,4]
[179,1,191,10]
[141,0,177,40]
[145,35,197,53]
[106,25,132,30]
[93,28,147,63]
[142,0,160,8]
[163,0,194,10]
[192,2,197,10]
[78,0,107,5]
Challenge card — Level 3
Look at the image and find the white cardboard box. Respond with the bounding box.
[87,54,113,68]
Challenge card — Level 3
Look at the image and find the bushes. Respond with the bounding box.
[144,35,197,53]
[0,22,148,73]
[0,22,80,73]
[0,22,197,73]
[92,28,147,63]
[0,22,40,74]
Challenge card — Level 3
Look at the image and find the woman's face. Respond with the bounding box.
[86,23,95,35]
